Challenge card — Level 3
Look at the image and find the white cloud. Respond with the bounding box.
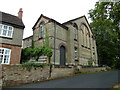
[0,0,98,38]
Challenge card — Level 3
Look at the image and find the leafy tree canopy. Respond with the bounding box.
[88,1,120,69]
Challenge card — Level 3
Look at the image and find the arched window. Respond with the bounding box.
[73,23,78,40]
[74,27,77,40]
[80,23,90,48]
[39,22,44,38]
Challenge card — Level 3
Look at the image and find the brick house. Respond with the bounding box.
[0,8,25,64]
[23,14,98,66]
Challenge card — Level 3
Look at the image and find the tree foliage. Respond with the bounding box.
[88,2,120,69]
[21,48,34,63]
[21,46,53,63]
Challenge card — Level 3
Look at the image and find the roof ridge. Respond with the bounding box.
[0,11,19,19]
[62,15,85,25]
[0,11,25,29]
[33,14,68,30]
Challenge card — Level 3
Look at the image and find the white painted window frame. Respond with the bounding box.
[0,48,11,64]
[0,24,14,38]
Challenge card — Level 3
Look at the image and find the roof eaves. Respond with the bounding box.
[23,35,33,40]
[0,11,25,29]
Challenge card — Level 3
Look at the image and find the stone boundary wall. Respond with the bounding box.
[50,67,74,79]
[0,65,50,87]
[0,64,107,87]
[79,67,106,72]
[51,67,106,79]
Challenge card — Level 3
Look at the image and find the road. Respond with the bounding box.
[12,70,119,88]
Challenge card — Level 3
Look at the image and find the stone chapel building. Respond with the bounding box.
[23,14,98,66]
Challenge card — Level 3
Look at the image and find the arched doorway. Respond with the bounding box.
[60,45,66,66]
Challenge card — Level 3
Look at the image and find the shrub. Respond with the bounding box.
[21,48,34,63]
[43,46,52,57]
[22,62,47,67]
[21,46,53,63]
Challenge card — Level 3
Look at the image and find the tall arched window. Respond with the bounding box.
[39,22,44,38]
[80,23,90,48]
[74,27,77,40]
[73,23,78,40]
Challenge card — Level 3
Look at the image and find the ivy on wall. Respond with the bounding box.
[21,28,53,63]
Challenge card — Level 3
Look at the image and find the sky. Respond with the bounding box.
[0,0,99,38]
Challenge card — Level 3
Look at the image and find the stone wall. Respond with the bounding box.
[0,64,106,87]
[50,67,74,79]
[50,66,106,79]
[79,67,106,72]
[1,65,50,87]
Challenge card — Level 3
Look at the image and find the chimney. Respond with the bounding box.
[18,8,23,19]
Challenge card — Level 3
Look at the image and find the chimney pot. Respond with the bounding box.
[18,8,23,19]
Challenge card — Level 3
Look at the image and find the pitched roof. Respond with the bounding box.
[63,15,93,33]
[32,14,68,30]
[0,11,25,29]
[63,15,85,25]
[23,35,33,40]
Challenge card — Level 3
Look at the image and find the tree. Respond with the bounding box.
[44,28,49,48]
[88,2,120,69]
[43,28,52,63]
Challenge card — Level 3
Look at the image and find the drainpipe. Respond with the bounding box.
[54,21,56,65]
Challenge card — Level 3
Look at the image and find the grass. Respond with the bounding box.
[112,83,120,89]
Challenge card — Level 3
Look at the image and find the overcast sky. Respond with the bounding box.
[0,0,99,38]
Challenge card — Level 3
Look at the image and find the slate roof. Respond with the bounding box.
[0,11,25,29]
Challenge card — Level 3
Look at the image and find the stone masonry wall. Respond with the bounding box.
[50,67,106,79]
[50,67,74,79]
[0,64,106,87]
[1,65,50,87]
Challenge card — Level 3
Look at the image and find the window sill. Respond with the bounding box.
[74,39,77,41]
[88,48,91,50]
[81,45,91,50]
[75,59,79,62]
[81,45,84,47]
[1,63,9,65]
[39,37,43,40]
[0,36,13,40]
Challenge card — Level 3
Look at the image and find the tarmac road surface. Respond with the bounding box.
[10,70,119,88]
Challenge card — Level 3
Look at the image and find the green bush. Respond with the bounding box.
[21,46,53,63]
[21,48,34,63]
[22,62,47,67]
[42,46,53,57]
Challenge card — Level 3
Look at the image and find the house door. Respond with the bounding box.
[60,46,66,66]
